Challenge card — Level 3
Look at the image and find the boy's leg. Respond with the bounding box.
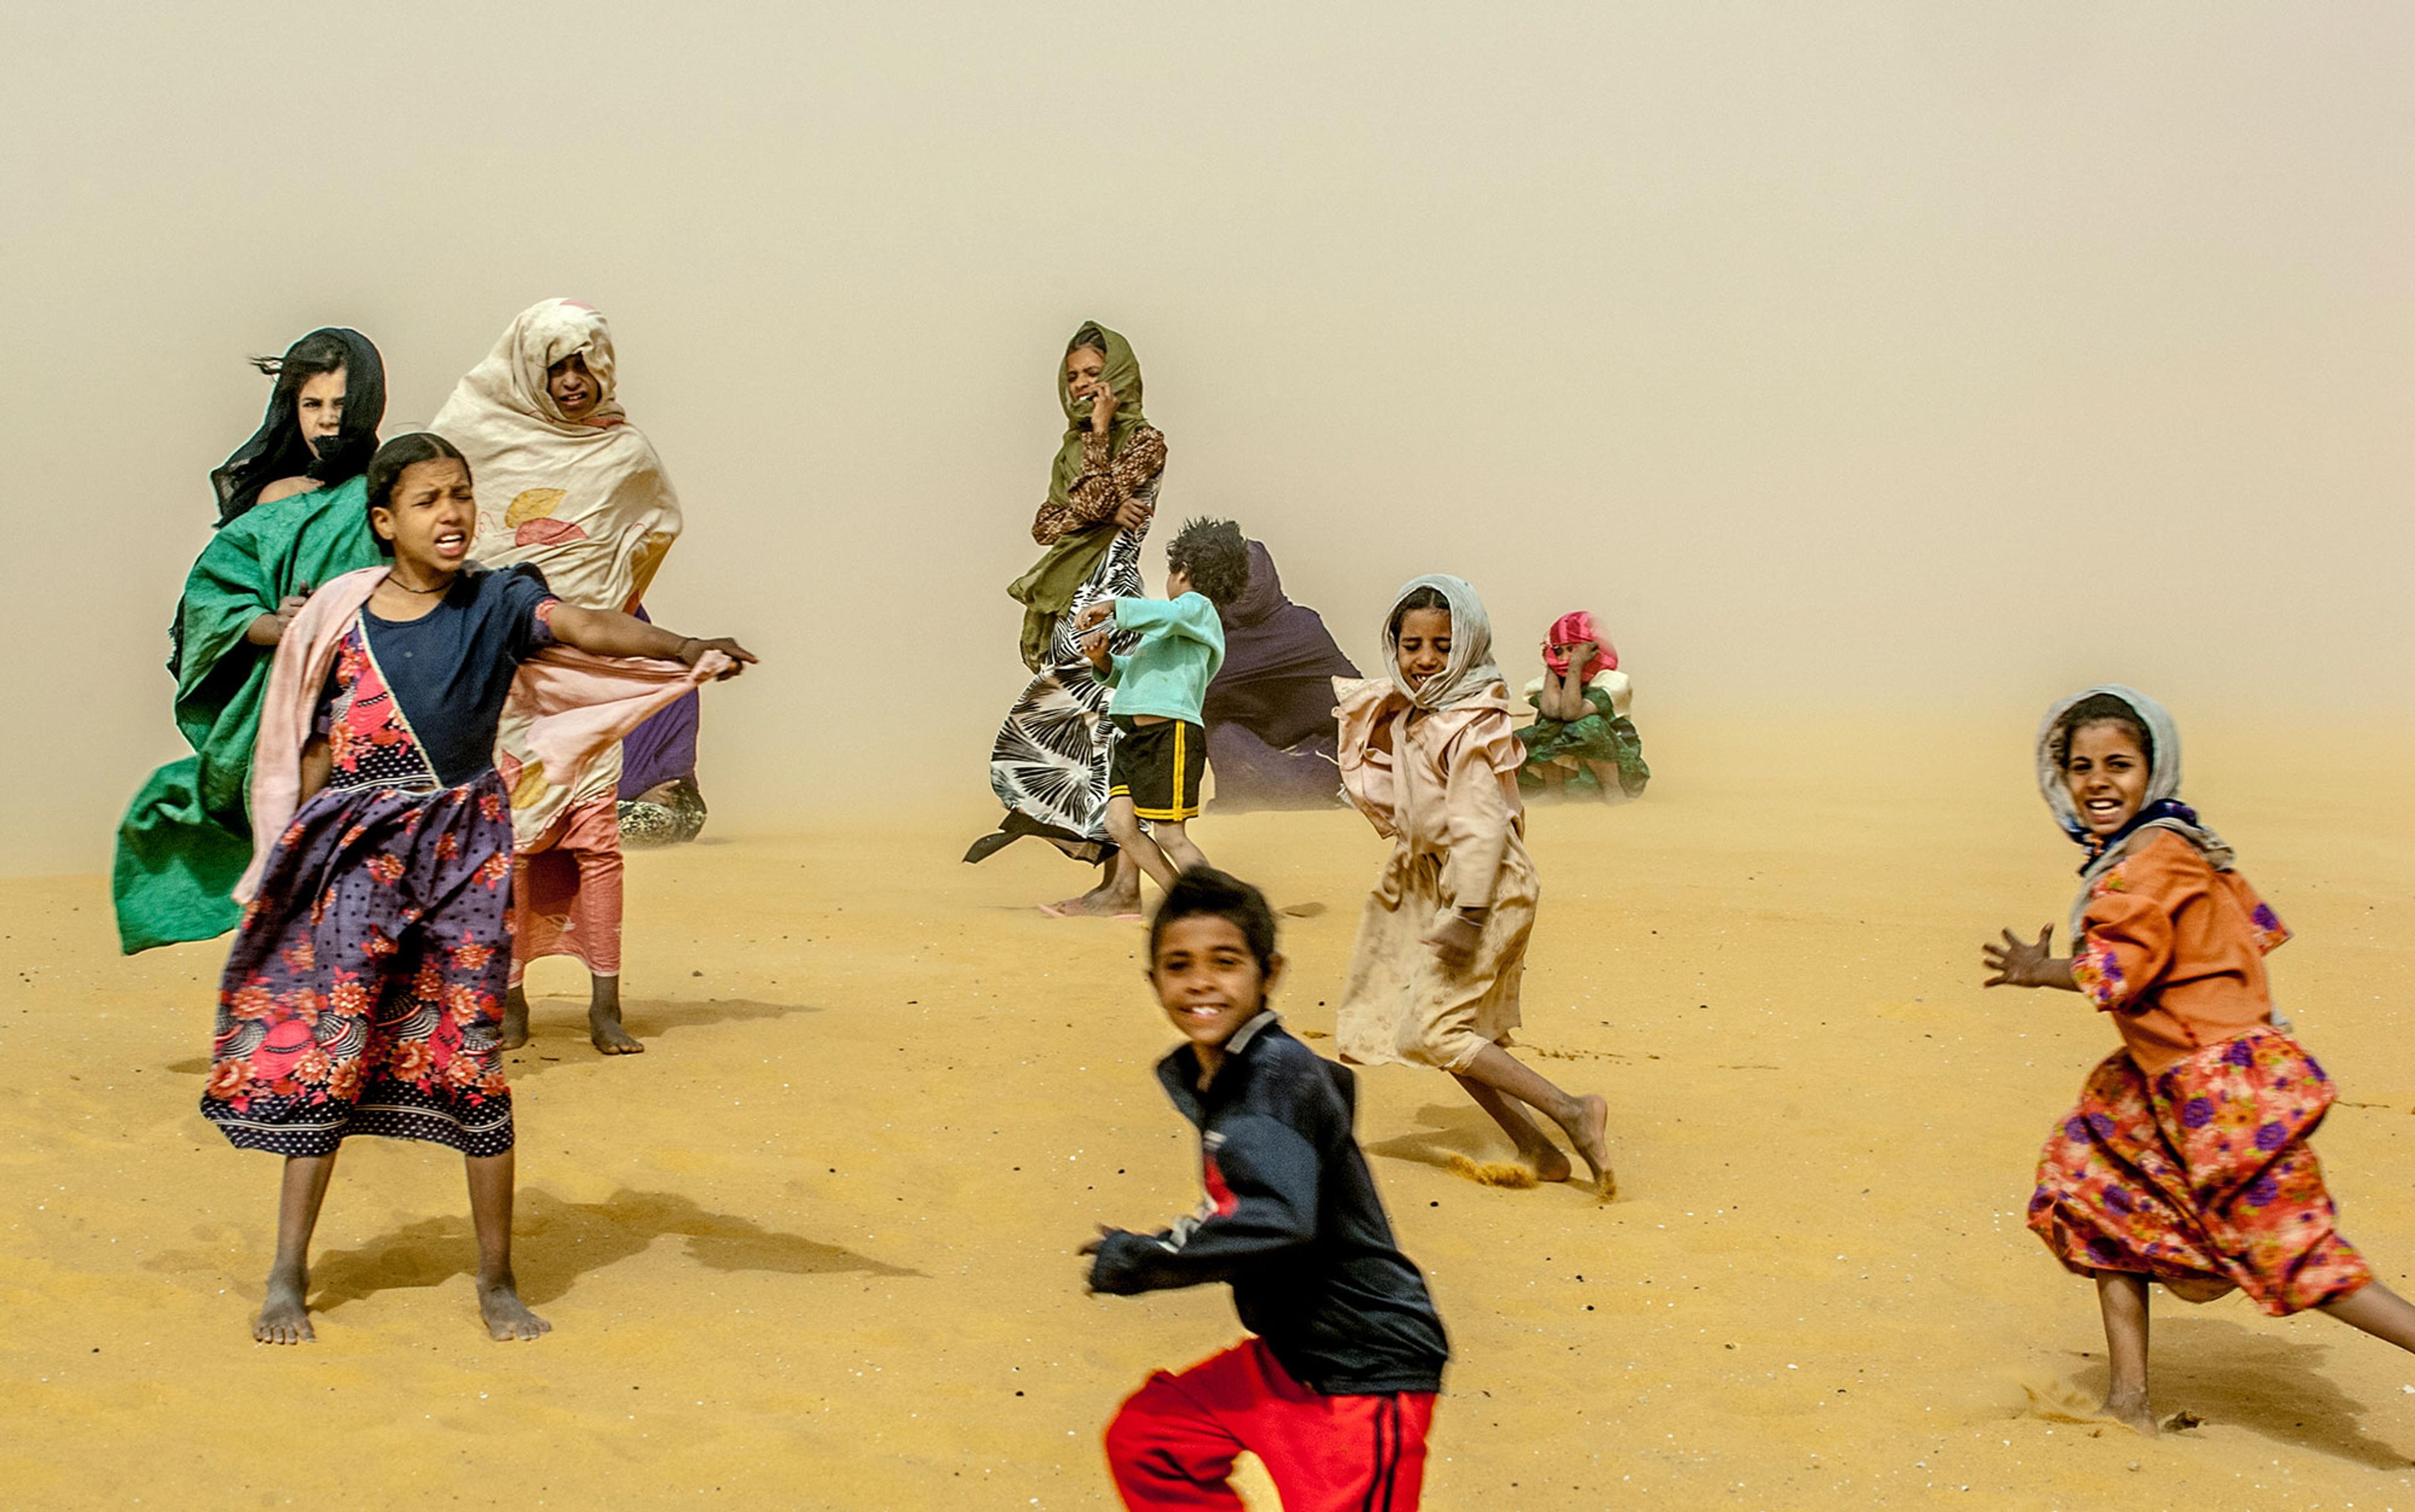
[466,1150,550,1342]
[1451,1074,1570,1182]
[257,1152,339,1344]
[1104,1360,1250,1510]
[1152,819,1209,877]
[2093,1270,2153,1433]
[1106,796,1182,894]
[1221,1340,1434,1512]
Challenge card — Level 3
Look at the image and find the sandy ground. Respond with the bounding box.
[6,716,2415,1509]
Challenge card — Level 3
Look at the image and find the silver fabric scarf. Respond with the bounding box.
[2036,683,2235,938]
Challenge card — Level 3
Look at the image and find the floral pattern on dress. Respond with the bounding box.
[2026,1025,2370,1315]
[201,769,518,1157]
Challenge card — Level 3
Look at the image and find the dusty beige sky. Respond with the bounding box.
[3,4,2409,876]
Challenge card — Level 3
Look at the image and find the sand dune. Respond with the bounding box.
[5,718,2413,1508]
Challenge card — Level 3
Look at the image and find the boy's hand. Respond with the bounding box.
[677,636,758,679]
[1982,925,2053,987]
[1081,627,1112,670]
[1074,600,1116,631]
[1077,1223,1117,1293]
[1423,910,1484,970]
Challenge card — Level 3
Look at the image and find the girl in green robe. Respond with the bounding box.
[113,329,389,952]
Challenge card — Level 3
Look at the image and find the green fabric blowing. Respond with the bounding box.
[1009,524,1117,672]
[113,476,385,953]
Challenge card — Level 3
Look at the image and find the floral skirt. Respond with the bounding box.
[201,773,517,1158]
[2026,1026,2370,1315]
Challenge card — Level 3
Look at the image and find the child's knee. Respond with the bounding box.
[1104,802,1141,843]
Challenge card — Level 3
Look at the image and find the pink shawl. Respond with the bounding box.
[1541,610,1618,681]
[235,565,728,903]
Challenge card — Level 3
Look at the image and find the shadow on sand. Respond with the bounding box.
[504,997,823,1079]
[2048,1314,2412,1469]
[1362,1102,1512,1173]
[307,1186,920,1313]
[167,999,819,1082]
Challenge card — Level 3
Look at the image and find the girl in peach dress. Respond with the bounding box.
[1333,575,1613,1196]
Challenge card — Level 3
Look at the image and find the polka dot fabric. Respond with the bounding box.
[2027,1025,2370,1315]
[201,772,518,1158]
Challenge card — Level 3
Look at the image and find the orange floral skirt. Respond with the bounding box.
[2027,1025,2370,1315]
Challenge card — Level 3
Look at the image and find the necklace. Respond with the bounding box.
[387,572,456,596]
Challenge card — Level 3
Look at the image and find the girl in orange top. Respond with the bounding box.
[1983,686,2415,1434]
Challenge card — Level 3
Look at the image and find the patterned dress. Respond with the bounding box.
[985,425,1165,858]
[201,570,558,1158]
[2024,831,2372,1314]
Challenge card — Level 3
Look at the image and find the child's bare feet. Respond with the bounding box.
[253,1267,314,1345]
[2102,1386,2157,1436]
[1525,1144,1572,1184]
[478,1273,551,1341]
[499,986,531,1050]
[1560,1094,1615,1198]
[587,976,642,1055]
[1045,877,1143,919]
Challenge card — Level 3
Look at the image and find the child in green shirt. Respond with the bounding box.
[1075,518,1251,897]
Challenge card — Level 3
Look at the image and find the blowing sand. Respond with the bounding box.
[6,716,2414,1508]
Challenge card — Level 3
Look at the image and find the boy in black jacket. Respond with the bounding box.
[1083,867,1449,1511]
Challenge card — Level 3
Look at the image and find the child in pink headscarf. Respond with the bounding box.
[1519,610,1648,799]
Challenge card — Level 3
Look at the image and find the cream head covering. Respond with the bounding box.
[435,299,684,842]
[1382,574,1506,710]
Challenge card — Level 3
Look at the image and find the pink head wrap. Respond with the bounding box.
[1541,611,1618,681]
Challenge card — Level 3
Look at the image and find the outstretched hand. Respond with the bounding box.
[1074,600,1116,631]
[1982,925,2053,987]
[679,636,758,679]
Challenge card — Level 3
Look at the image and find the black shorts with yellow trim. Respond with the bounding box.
[1109,716,1208,822]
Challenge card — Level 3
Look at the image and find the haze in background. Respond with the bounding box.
[3,4,2409,877]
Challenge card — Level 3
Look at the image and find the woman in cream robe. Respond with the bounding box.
[435,299,681,1054]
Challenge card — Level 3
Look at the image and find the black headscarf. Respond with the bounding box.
[209,328,387,526]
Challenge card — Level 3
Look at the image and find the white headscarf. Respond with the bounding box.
[2036,684,2235,936]
[1381,574,1506,710]
[435,299,685,838]
[436,299,682,616]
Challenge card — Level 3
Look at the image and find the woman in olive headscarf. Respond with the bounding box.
[965,322,1167,917]
[113,328,389,953]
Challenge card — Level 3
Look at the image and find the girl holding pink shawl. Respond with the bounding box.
[1518,609,1648,800]
[433,299,683,1053]
[204,433,752,1347]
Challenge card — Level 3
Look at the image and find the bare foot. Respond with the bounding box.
[254,1269,314,1345]
[589,1006,644,1055]
[1526,1143,1573,1184]
[1560,1094,1616,1199]
[588,977,642,1055]
[479,1275,552,1342]
[2102,1387,2157,1436]
[1041,891,1140,919]
[500,987,530,1050]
